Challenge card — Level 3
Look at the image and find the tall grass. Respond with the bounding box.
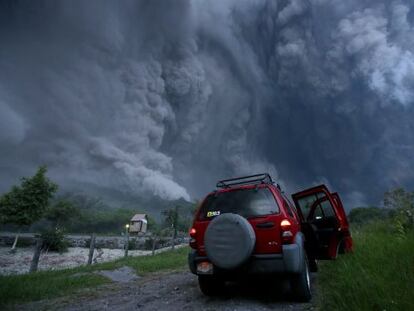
[318,222,414,310]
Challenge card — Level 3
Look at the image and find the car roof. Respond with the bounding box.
[208,183,278,197]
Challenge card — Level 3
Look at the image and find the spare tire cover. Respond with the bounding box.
[204,213,256,269]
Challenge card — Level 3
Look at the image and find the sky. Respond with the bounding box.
[0,0,413,210]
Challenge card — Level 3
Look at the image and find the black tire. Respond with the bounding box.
[198,275,225,296]
[290,257,312,302]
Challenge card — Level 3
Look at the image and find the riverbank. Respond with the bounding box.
[0,244,187,275]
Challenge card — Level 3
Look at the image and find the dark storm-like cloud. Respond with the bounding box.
[0,0,413,209]
[231,0,414,206]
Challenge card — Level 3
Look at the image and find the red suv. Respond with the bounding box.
[188,174,353,302]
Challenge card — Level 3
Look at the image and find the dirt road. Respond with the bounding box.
[24,269,317,311]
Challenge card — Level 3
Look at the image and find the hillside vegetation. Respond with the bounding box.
[0,172,196,236]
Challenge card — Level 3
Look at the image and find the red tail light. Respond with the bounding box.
[280,219,294,244]
[189,227,197,249]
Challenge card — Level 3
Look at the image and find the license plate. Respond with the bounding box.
[197,261,213,274]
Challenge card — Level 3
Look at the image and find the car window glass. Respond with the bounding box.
[319,199,335,217]
[296,192,325,219]
[313,205,324,219]
[283,194,298,219]
[296,191,339,220]
[198,187,280,220]
[284,199,294,217]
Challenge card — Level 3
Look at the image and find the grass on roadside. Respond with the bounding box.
[0,246,189,306]
[95,246,189,274]
[318,222,414,310]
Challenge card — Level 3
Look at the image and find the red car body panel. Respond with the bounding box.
[191,178,352,262]
[192,184,300,256]
[292,184,353,259]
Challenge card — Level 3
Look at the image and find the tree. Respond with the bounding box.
[41,200,79,253]
[162,202,197,232]
[162,206,178,229]
[45,200,79,228]
[348,206,389,225]
[384,188,414,211]
[0,166,58,251]
[384,188,414,233]
[162,206,179,249]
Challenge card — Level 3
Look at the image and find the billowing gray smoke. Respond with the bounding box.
[1,0,413,208]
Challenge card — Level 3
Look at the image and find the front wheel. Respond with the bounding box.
[290,257,312,302]
[198,275,225,296]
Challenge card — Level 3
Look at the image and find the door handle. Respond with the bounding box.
[256,221,274,228]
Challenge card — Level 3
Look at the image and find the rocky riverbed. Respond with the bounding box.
[0,245,186,275]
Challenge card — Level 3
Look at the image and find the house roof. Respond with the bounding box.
[131,214,147,222]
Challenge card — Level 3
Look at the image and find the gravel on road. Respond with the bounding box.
[21,269,317,311]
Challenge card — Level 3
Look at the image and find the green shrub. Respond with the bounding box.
[143,237,168,250]
[40,228,68,253]
[127,238,139,250]
[348,206,390,225]
[144,237,155,250]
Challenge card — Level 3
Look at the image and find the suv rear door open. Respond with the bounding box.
[292,185,352,260]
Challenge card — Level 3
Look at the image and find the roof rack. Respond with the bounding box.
[216,173,274,189]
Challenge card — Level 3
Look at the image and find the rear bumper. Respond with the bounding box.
[189,243,304,276]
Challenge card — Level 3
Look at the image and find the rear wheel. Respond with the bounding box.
[198,275,225,296]
[290,257,312,302]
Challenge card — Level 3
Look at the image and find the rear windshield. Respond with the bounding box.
[198,187,279,220]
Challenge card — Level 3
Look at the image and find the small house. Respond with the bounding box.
[129,214,148,234]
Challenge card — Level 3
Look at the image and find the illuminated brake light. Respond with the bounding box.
[280,219,293,244]
[280,219,291,228]
[189,227,197,237]
[189,227,197,249]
